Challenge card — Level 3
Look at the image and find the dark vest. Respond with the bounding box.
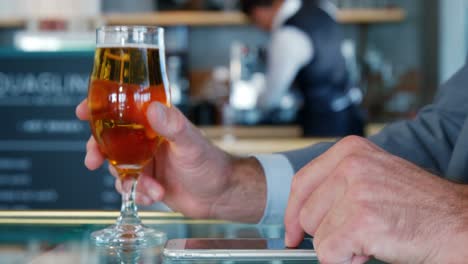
[284,0,349,113]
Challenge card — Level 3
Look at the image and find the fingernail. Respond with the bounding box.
[148,189,160,201]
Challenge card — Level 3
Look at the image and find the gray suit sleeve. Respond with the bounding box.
[282,64,468,175]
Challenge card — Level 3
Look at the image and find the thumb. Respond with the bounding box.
[147,102,199,148]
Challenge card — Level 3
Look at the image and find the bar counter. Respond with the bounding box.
[0,210,389,263]
[202,124,385,155]
[0,125,386,263]
[0,210,315,263]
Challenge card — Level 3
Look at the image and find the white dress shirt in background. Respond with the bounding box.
[255,0,337,225]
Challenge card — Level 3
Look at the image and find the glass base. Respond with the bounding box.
[91,223,167,248]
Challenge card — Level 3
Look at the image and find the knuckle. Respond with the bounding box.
[345,153,366,166]
[339,135,367,147]
[335,154,366,180]
[338,135,376,153]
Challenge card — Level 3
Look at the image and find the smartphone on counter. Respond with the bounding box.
[163,238,316,260]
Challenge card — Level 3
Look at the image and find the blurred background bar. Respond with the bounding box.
[0,0,466,210]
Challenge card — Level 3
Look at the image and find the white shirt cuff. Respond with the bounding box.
[254,154,295,225]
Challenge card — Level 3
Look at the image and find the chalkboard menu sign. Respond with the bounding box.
[0,50,120,210]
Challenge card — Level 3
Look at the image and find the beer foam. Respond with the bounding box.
[96,43,160,49]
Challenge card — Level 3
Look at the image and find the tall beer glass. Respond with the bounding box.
[88,26,169,247]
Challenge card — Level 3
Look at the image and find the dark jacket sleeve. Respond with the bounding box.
[282,64,468,175]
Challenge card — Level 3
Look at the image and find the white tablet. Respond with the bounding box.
[163,238,316,260]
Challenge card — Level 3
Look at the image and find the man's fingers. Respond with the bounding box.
[76,99,89,120]
[135,193,154,206]
[285,152,341,247]
[285,136,377,247]
[85,136,105,170]
[298,169,346,237]
[311,188,373,264]
[284,157,327,246]
[137,173,165,202]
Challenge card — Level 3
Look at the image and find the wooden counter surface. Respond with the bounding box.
[200,125,302,139]
[212,138,333,155]
[101,8,405,26]
[203,123,386,155]
[200,123,385,139]
[0,8,405,28]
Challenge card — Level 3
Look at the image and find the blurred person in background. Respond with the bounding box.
[240,0,365,137]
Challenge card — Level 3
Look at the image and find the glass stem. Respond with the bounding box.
[117,175,142,226]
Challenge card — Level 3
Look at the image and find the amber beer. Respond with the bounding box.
[88,46,169,178]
